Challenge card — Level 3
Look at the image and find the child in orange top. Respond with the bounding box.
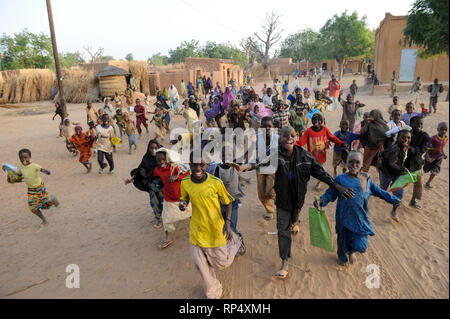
[296,113,345,190]
[70,125,93,173]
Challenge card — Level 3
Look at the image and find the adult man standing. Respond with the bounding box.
[327,75,341,111]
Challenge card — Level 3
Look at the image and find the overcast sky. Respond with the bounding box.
[0,0,415,61]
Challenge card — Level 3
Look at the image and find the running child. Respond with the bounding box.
[70,125,93,173]
[152,149,191,249]
[314,150,400,266]
[296,113,345,190]
[123,112,138,154]
[378,130,412,222]
[61,118,79,156]
[273,126,354,278]
[113,108,126,138]
[424,122,448,189]
[16,149,60,230]
[332,120,360,178]
[179,155,245,299]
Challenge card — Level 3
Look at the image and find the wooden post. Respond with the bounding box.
[46,0,67,117]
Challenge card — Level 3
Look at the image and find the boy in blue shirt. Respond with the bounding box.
[314,150,400,266]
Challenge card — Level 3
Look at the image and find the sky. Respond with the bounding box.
[0,0,416,61]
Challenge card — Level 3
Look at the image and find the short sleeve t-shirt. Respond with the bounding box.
[180,173,234,248]
[18,163,42,188]
[152,165,188,202]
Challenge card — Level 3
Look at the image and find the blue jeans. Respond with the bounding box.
[337,227,369,262]
[379,171,404,201]
[221,199,240,233]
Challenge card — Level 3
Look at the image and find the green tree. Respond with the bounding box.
[320,11,373,80]
[168,40,202,64]
[60,51,84,69]
[201,41,248,67]
[279,29,323,69]
[148,52,169,66]
[0,29,53,70]
[100,55,114,62]
[125,53,134,61]
[401,0,449,58]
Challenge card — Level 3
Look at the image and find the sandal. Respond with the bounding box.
[409,201,421,209]
[153,220,163,229]
[159,240,174,249]
[263,212,273,221]
[272,269,288,279]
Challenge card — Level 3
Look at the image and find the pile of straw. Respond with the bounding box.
[54,67,97,103]
[128,60,150,94]
[0,69,54,104]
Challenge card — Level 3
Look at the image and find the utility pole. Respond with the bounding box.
[46,0,67,117]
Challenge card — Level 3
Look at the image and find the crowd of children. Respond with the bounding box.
[6,72,448,299]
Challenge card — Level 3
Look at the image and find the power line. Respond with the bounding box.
[180,0,243,37]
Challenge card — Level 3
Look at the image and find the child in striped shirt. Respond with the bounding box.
[424,122,448,189]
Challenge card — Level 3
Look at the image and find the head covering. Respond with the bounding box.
[303,88,309,93]
[361,109,389,149]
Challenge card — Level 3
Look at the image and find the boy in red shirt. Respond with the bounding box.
[152,150,191,249]
[296,113,345,190]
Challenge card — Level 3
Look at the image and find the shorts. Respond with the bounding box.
[332,151,346,168]
[128,134,137,146]
[423,158,442,175]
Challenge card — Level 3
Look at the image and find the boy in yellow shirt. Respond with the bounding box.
[179,154,244,299]
[16,149,59,229]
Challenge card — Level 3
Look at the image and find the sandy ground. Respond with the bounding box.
[0,74,448,299]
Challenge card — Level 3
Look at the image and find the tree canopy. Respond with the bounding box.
[402,0,449,58]
[168,40,202,64]
[201,41,247,67]
[0,29,53,70]
[0,29,86,70]
[125,53,134,61]
[148,53,169,66]
[279,29,323,64]
[320,11,374,79]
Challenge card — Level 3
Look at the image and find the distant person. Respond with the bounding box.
[327,75,341,111]
[134,98,149,137]
[390,71,397,97]
[427,78,444,114]
[52,101,64,137]
[349,80,358,100]
[410,76,422,105]
[70,125,93,173]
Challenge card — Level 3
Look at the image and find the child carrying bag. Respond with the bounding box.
[389,169,421,192]
[309,204,333,252]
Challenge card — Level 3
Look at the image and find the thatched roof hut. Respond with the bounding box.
[96,65,129,97]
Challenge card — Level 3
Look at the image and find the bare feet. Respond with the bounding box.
[390,209,400,222]
[50,195,59,207]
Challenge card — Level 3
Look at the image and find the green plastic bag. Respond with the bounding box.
[389,169,420,192]
[309,206,333,252]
